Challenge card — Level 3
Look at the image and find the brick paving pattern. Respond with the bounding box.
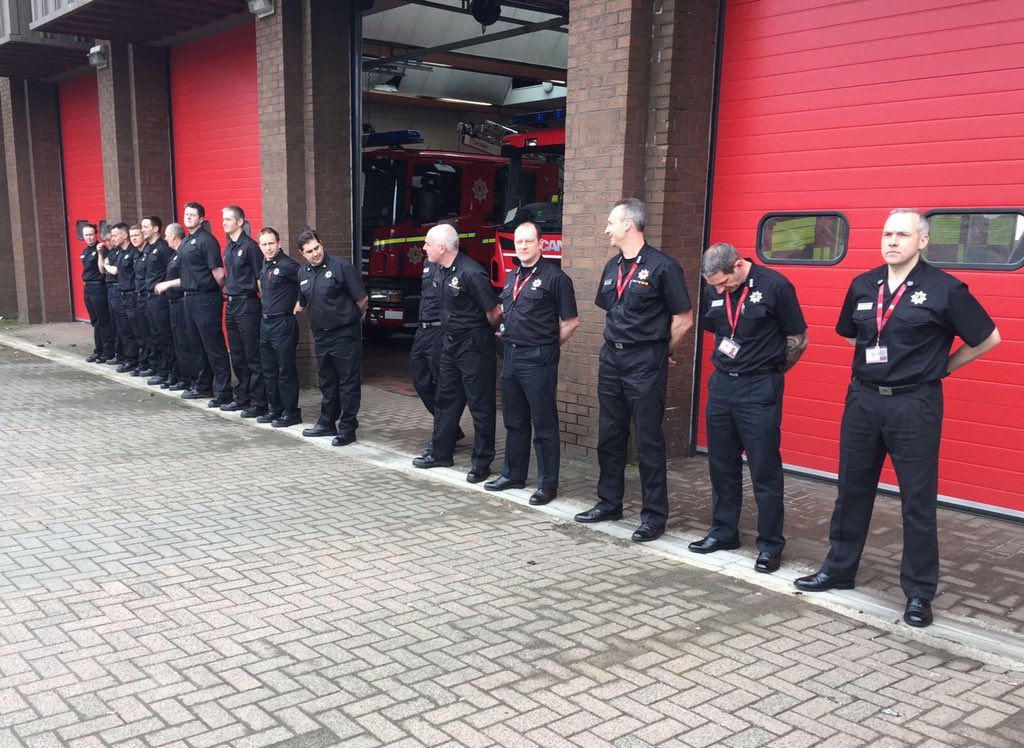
[0,339,1023,746]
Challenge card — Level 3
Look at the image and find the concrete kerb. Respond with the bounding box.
[3,331,1023,671]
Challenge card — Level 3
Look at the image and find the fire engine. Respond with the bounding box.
[361,130,558,332]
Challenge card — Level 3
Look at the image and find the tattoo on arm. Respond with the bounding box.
[783,332,808,371]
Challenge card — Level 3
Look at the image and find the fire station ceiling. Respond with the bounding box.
[363,0,568,110]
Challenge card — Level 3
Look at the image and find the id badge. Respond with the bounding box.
[718,337,741,359]
[865,345,888,364]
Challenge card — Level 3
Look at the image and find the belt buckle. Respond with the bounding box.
[878,385,893,396]
[613,342,624,350]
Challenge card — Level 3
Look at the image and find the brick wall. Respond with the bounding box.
[560,0,718,457]
[128,44,174,221]
[97,41,139,223]
[0,90,15,319]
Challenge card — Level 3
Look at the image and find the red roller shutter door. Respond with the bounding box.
[702,0,1024,516]
[59,72,105,322]
[170,23,261,230]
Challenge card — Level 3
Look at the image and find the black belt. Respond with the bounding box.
[608,340,660,350]
[119,290,136,296]
[183,290,218,296]
[854,378,935,396]
[726,367,780,378]
[227,293,257,301]
[262,311,292,320]
[420,320,442,329]
[84,281,105,286]
[508,341,552,349]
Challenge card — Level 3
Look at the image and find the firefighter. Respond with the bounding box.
[690,242,808,573]
[141,216,175,387]
[574,198,694,542]
[80,223,114,363]
[795,208,1001,628]
[485,221,580,505]
[155,223,194,392]
[256,227,302,428]
[412,223,502,483]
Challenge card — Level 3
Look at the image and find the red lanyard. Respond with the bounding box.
[512,267,536,301]
[875,282,908,341]
[616,261,639,298]
[724,286,750,338]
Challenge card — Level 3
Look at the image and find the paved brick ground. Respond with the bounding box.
[1,340,1024,746]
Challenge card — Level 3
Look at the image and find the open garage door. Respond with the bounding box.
[169,23,261,230]
[59,71,104,322]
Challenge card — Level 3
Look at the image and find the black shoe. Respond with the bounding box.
[529,488,557,506]
[755,551,782,574]
[241,406,267,419]
[574,506,623,524]
[181,389,213,400]
[904,597,933,628]
[138,368,154,377]
[332,431,357,447]
[413,454,454,469]
[484,476,525,492]
[687,536,740,554]
[208,396,233,409]
[95,357,110,364]
[160,380,172,389]
[302,424,336,437]
[147,376,166,386]
[793,570,855,592]
[632,523,664,543]
[86,353,100,363]
[218,400,245,412]
[272,413,302,428]
[257,411,282,424]
[466,466,491,484]
[117,363,133,373]
[167,381,188,391]
[105,358,124,366]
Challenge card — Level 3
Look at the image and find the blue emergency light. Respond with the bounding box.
[512,109,565,125]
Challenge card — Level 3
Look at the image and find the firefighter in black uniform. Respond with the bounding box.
[99,227,125,365]
[484,221,580,505]
[296,228,367,446]
[575,199,694,542]
[129,224,154,378]
[221,205,267,417]
[796,209,1001,628]
[104,223,141,373]
[256,227,302,428]
[689,242,808,573]
[80,223,114,363]
[142,216,175,387]
[155,223,193,391]
[413,223,502,483]
[179,202,233,407]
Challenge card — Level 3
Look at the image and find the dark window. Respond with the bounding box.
[756,213,848,265]
[922,210,1024,269]
[411,162,462,223]
[362,158,406,228]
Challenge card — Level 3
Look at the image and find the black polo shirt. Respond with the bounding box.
[595,243,692,346]
[114,245,137,292]
[499,258,578,346]
[704,262,806,374]
[144,239,172,292]
[298,253,366,331]
[439,252,499,337]
[836,259,996,386]
[165,250,184,301]
[133,246,148,294]
[178,227,223,293]
[102,246,120,286]
[419,260,441,323]
[80,244,103,284]
[224,231,264,296]
[261,251,301,315]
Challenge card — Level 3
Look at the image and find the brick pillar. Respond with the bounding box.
[560,0,718,457]
[1,78,71,323]
[96,41,140,222]
[0,91,15,319]
[128,44,174,220]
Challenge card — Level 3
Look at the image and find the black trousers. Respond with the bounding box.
[84,283,113,358]
[260,315,300,417]
[499,342,561,489]
[147,294,175,378]
[226,297,265,407]
[118,292,140,366]
[410,324,443,415]
[168,299,192,384]
[705,369,786,554]
[106,285,123,358]
[134,291,152,368]
[313,324,361,432]
[596,342,670,527]
[183,291,232,398]
[823,380,943,599]
[431,327,496,467]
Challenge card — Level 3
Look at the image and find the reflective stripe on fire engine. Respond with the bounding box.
[371,232,477,248]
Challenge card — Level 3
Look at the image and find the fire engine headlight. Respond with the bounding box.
[369,288,403,303]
